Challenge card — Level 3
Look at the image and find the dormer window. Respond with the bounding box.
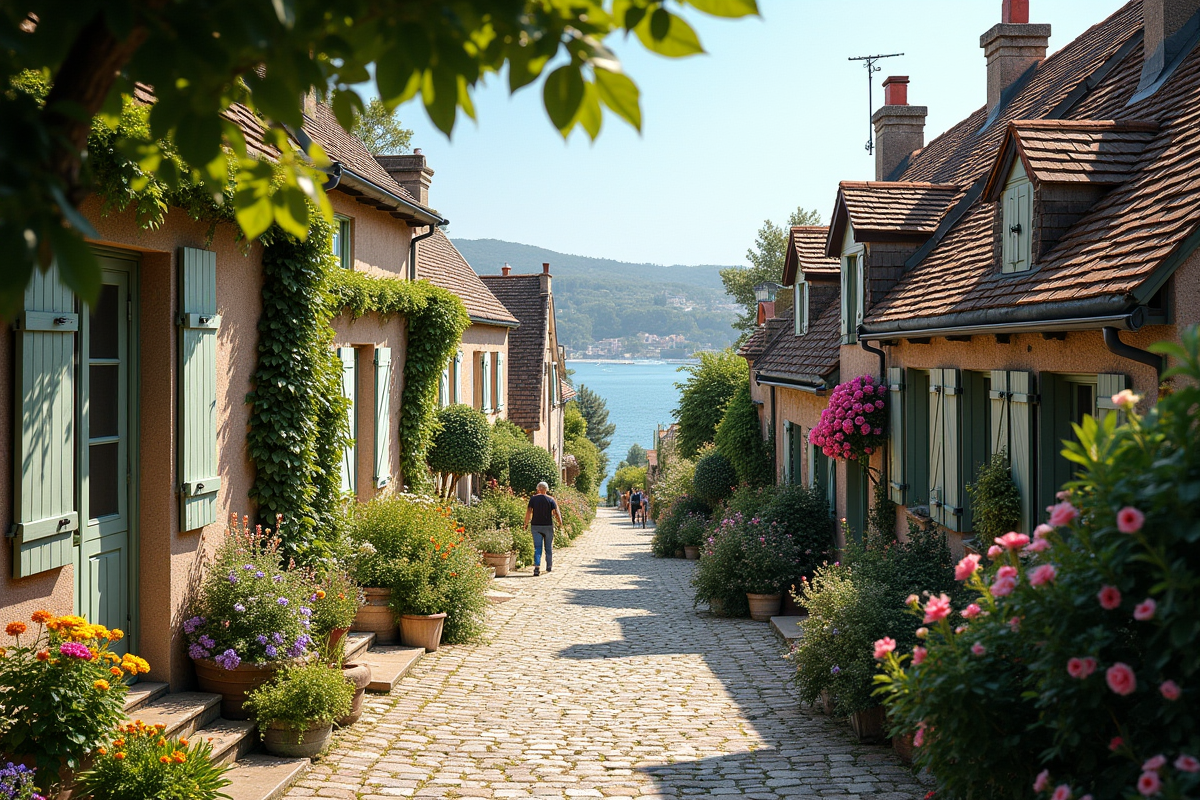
[794,280,809,336]
[1001,160,1033,273]
[840,250,864,345]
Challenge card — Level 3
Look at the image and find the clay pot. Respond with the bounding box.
[849,706,888,744]
[482,552,512,577]
[508,552,517,571]
[746,592,783,621]
[399,612,447,652]
[262,720,334,758]
[327,627,350,653]
[337,662,372,727]
[683,546,700,560]
[892,732,915,763]
[193,658,281,720]
[353,587,398,644]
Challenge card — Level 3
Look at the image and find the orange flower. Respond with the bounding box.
[6,622,26,637]
[315,590,326,599]
[338,593,346,600]
[157,738,167,747]
[31,610,52,624]
[97,747,107,756]
[107,628,124,642]
[113,752,125,760]
[449,572,457,577]
[441,553,449,560]
[113,739,125,747]
[429,537,436,543]
[159,756,170,764]
[110,666,123,677]
[178,738,189,747]
[94,680,110,691]
[172,750,187,763]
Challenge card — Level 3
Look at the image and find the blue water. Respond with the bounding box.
[568,360,689,493]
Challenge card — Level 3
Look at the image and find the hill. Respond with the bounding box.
[453,238,742,356]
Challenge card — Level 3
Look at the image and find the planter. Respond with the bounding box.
[353,587,398,645]
[193,658,281,720]
[337,662,373,727]
[509,552,517,571]
[709,597,725,616]
[683,545,700,560]
[848,706,888,744]
[327,627,350,653]
[399,612,447,652]
[482,552,512,577]
[746,592,783,621]
[262,720,334,758]
[819,689,835,715]
[674,549,685,558]
[781,589,802,616]
[892,732,915,764]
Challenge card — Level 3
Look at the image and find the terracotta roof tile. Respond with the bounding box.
[782,227,839,285]
[839,182,961,234]
[753,304,842,386]
[738,316,789,359]
[479,274,549,430]
[301,103,427,207]
[416,230,518,325]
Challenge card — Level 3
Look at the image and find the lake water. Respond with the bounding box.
[568,360,689,493]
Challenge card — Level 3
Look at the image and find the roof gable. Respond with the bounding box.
[825,182,962,257]
[782,226,839,286]
[479,273,550,430]
[417,230,518,326]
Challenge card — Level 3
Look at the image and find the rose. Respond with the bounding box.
[1159,680,1181,700]
[987,545,1004,559]
[1136,771,1161,797]
[1097,585,1122,610]
[971,642,986,656]
[1175,755,1199,773]
[1116,506,1145,533]
[1106,662,1137,696]
[1030,564,1057,587]
[1134,598,1156,621]
[923,594,951,623]
[1143,755,1167,772]
[873,637,896,660]
[1066,657,1097,679]
[1034,769,1051,793]
[912,646,927,665]
[962,603,982,619]
[995,532,1030,550]
[1024,538,1051,553]
[991,576,1017,597]
[1048,502,1079,527]
[1052,785,1072,800]
[1112,389,1141,410]
[955,554,981,581]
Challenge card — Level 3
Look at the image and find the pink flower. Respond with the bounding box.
[1134,598,1157,621]
[1034,523,1054,539]
[905,594,919,607]
[1159,680,1181,700]
[1143,755,1167,772]
[962,603,982,619]
[1030,564,1058,587]
[1034,769,1051,793]
[1174,754,1199,773]
[987,545,1004,559]
[992,576,1017,597]
[1048,502,1079,527]
[1024,538,1052,553]
[924,593,952,623]
[995,531,1031,550]
[912,646,927,665]
[1137,771,1161,797]
[955,554,982,581]
[1056,490,1072,501]
[1098,585,1122,610]
[1067,657,1097,679]
[913,726,925,747]
[971,642,986,656]
[1052,785,1072,800]
[1116,506,1145,533]
[1106,662,1137,696]
[1109,737,1124,752]
[1112,389,1141,410]
[1008,617,1021,632]
[997,565,1018,580]
[874,637,897,660]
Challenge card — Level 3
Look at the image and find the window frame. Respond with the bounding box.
[332,215,352,270]
[840,247,865,344]
[794,280,810,336]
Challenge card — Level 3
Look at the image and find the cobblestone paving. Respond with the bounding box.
[287,509,926,799]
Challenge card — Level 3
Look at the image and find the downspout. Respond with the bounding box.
[770,384,777,480]
[1103,326,1164,379]
[408,222,444,281]
[858,327,886,382]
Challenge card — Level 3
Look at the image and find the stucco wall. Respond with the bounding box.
[770,385,828,483]
[329,192,413,279]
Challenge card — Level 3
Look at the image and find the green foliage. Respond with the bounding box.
[564,402,587,441]
[675,350,746,458]
[611,465,648,493]
[555,487,597,541]
[78,720,232,800]
[507,447,560,495]
[650,449,695,521]
[565,434,601,497]
[485,419,530,486]
[575,385,616,454]
[652,495,710,557]
[454,486,534,567]
[762,482,835,573]
[428,404,493,497]
[714,380,771,486]
[965,449,1023,545]
[246,663,354,737]
[351,98,413,154]
[310,569,365,642]
[867,479,897,542]
[677,512,708,548]
[693,449,738,505]
[471,528,514,555]
[720,207,822,335]
[625,443,649,468]
[690,515,749,618]
[345,494,435,588]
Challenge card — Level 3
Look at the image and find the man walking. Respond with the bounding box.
[524,481,564,577]
[629,487,643,525]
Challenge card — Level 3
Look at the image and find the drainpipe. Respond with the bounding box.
[770,384,777,479]
[858,327,886,382]
[408,222,444,281]
[1103,326,1164,379]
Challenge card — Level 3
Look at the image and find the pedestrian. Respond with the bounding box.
[629,487,643,525]
[524,481,563,577]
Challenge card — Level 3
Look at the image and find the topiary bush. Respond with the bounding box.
[966,448,1023,545]
[507,446,559,495]
[428,404,492,498]
[693,449,738,505]
[714,380,772,486]
[485,419,528,486]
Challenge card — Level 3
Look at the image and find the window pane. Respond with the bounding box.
[89,365,120,438]
[89,442,120,518]
[89,284,120,359]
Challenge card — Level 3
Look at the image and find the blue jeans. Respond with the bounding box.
[531,525,554,570]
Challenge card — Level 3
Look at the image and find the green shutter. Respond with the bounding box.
[782,421,793,484]
[1017,182,1033,269]
[928,369,946,525]
[941,368,964,532]
[178,247,220,532]
[1096,373,1129,423]
[373,347,392,489]
[452,352,462,404]
[11,264,79,578]
[338,347,357,495]
[482,352,492,412]
[989,370,1010,456]
[792,425,803,486]
[1008,371,1037,533]
[496,353,505,410]
[840,263,849,339]
[887,367,906,504]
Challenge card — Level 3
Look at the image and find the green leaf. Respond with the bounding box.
[635,9,705,57]
[234,186,274,240]
[684,0,759,17]
[377,47,421,105]
[543,65,585,135]
[272,185,310,239]
[173,112,224,171]
[594,67,642,130]
[48,225,101,305]
[575,81,602,140]
[422,68,459,136]
[507,46,550,93]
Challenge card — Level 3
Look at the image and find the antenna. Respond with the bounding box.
[848,52,904,155]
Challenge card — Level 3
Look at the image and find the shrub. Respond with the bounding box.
[245,663,354,740]
[965,448,1023,545]
[652,495,710,557]
[484,419,528,486]
[565,434,600,497]
[507,446,559,495]
[309,568,364,644]
[511,526,535,568]
[346,494,434,588]
[428,404,493,498]
[714,380,772,486]
[78,720,231,800]
[0,763,41,800]
[611,465,647,493]
[809,373,888,464]
[693,449,737,505]
[674,350,745,458]
[650,452,694,521]
[678,513,708,548]
[764,483,835,577]
[472,527,513,555]
[556,486,596,541]
[691,514,750,617]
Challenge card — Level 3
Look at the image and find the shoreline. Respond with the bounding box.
[566,358,698,365]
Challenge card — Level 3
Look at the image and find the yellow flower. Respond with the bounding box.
[110,667,123,677]
[94,680,110,691]
[315,590,326,599]
[6,622,27,637]
[107,628,124,642]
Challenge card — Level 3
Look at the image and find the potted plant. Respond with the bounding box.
[691,514,750,618]
[345,496,432,644]
[245,663,354,758]
[76,720,231,800]
[309,569,363,656]
[473,528,514,577]
[0,612,149,791]
[678,512,707,561]
[738,519,806,621]
[185,514,317,719]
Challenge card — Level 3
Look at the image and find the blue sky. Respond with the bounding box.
[393,0,1127,267]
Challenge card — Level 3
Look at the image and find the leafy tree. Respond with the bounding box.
[714,380,771,486]
[428,404,492,498]
[575,384,615,484]
[674,349,746,458]
[611,465,647,493]
[565,435,600,497]
[0,0,758,314]
[351,98,413,155]
[625,443,649,468]
[564,402,587,441]
[720,207,823,336]
[506,446,559,496]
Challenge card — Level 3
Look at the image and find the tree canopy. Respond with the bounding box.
[351,98,414,155]
[1,0,758,314]
[720,207,822,336]
[575,385,616,455]
[673,349,745,458]
[714,379,771,486]
[625,443,649,468]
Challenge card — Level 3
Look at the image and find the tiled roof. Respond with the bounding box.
[782,226,839,286]
[416,230,518,326]
[560,380,577,403]
[738,316,789,360]
[828,182,962,256]
[753,304,842,387]
[867,1,1200,329]
[479,274,548,430]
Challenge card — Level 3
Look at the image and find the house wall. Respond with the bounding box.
[771,385,827,482]
[330,192,413,278]
[455,323,510,500]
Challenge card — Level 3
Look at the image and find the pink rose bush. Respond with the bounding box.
[874,328,1200,800]
[808,375,888,464]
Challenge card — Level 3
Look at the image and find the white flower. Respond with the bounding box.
[357,542,378,555]
[1111,389,1141,410]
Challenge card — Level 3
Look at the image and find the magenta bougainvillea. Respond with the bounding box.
[809,374,888,463]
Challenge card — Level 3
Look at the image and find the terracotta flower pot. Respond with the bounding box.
[353,587,398,644]
[508,552,517,571]
[482,552,512,577]
[327,627,350,653]
[893,731,916,763]
[262,720,334,758]
[746,592,783,621]
[193,658,281,720]
[337,662,372,727]
[683,546,700,560]
[849,706,888,744]
[399,612,447,652]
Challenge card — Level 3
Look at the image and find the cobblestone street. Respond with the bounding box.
[287,509,926,799]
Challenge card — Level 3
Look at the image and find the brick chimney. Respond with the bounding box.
[871,76,927,181]
[375,150,434,206]
[540,263,552,295]
[1140,0,1200,93]
[981,1,1051,114]
[501,263,511,276]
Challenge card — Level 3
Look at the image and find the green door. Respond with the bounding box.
[78,255,137,653]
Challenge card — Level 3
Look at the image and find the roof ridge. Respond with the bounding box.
[840,180,960,190]
[1011,118,1159,131]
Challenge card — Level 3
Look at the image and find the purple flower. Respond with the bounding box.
[277,597,289,606]
[831,666,840,674]
[256,634,268,645]
[59,642,91,660]
[243,564,254,571]
[214,649,241,670]
[227,573,238,584]
[188,643,211,660]
[272,632,285,644]
[273,575,283,583]
[255,571,265,579]
[265,645,278,658]
[233,603,246,613]
[199,634,217,649]
[183,616,205,634]
[300,607,312,617]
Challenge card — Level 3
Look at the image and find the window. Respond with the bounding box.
[1038,373,1126,520]
[840,252,863,344]
[1001,162,1033,273]
[452,351,463,404]
[493,353,504,411]
[794,280,810,336]
[332,216,352,269]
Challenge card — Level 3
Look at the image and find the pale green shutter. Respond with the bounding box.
[1017,182,1033,270]
[782,421,793,484]
[840,262,849,339]
[1008,371,1037,533]
[989,370,1011,455]
[792,426,803,486]
[482,352,492,412]
[373,347,392,488]
[452,352,462,404]
[1096,373,1129,423]
[496,353,505,411]
[1002,188,1017,273]
[928,369,946,526]
[438,363,449,408]
[887,367,905,504]
[338,347,357,494]
[179,248,220,532]
[11,264,79,577]
[941,368,965,531]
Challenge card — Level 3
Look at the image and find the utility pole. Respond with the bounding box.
[848,52,904,155]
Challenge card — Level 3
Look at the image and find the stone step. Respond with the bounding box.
[359,645,423,693]
[122,680,168,713]
[199,718,259,766]
[343,630,374,663]
[221,753,308,800]
[770,615,805,643]
[128,691,221,739]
